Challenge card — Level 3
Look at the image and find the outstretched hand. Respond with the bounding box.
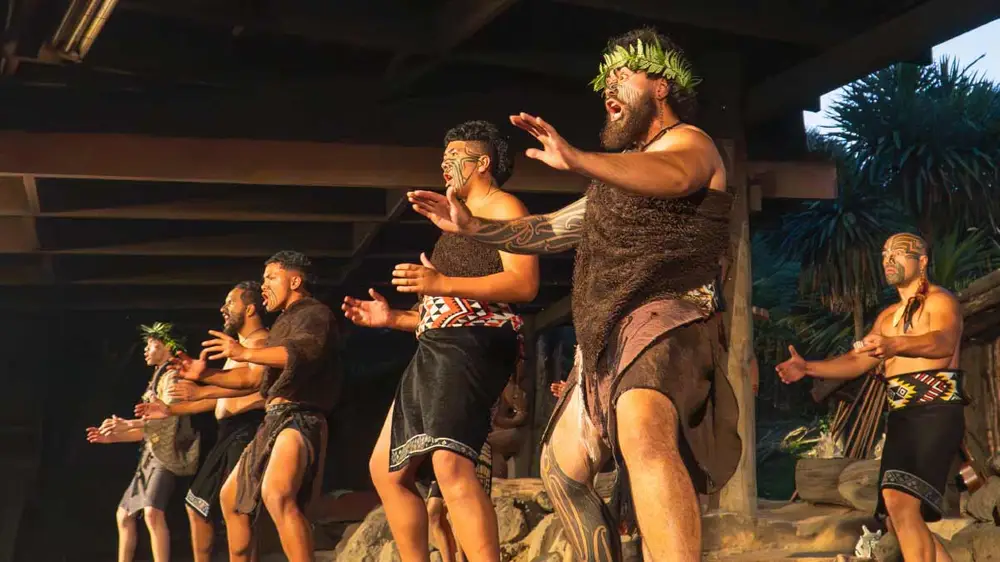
[202,330,247,361]
[392,253,447,296]
[170,349,209,381]
[135,399,170,420]
[342,288,393,328]
[509,112,580,171]
[407,187,475,234]
[85,426,113,444]
[776,345,807,384]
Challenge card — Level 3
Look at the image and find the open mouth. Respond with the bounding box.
[605,98,624,122]
[443,173,452,183]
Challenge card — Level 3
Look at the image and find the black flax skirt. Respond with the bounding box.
[389,326,517,482]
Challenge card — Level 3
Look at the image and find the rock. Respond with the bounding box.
[965,475,1000,522]
[534,490,553,513]
[336,506,392,562]
[429,551,444,562]
[837,459,880,513]
[500,541,528,562]
[331,522,362,558]
[949,522,1000,561]
[525,514,573,561]
[495,497,529,543]
[870,532,901,562]
[796,458,857,507]
[376,541,401,562]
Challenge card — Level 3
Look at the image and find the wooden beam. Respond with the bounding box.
[550,0,850,46]
[385,0,520,96]
[0,132,590,193]
[748,161,838,200]
[338,190,411,285]
[116,0,416,52]
[533,294,572,333]
[45,231,353,257]
[745,0,1000,124]
[11,200,389,223]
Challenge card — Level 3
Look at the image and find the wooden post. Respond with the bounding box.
[718,155,758,516]
[512,315,537,477]
[701,49,757,516]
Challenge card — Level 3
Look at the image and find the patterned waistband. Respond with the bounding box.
[416,295,522,338]
[884,370,966,411]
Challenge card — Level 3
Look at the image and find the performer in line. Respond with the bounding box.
[407,28,740,562]
[778,233,964,562]
[172,251,341,562]
[86,322,200,562]
[343,120,539,562]
[136,281,270,562]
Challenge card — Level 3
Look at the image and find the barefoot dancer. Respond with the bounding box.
[136,281,270,562]
[173,251,341,562]
[343,120,539,562]
[87,322,200,562]
[778,233,965,562]
[408,28,741,562]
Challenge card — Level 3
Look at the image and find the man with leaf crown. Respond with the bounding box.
[407,27,740,562]
[86,321,200,562]
[778,233,966,562]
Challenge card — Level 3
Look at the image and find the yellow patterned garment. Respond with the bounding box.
[884,370,967,411]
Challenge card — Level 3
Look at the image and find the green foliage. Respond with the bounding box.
[590,37,700,93]
[138,322,186,354]
[830,57,1000,238]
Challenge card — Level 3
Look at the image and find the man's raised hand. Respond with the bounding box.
[776,345,807,384]
[170,350,208,381]
[510,112,580,172]
[135,399,170,420]
[407,187,475,234]
[342,288,393,328]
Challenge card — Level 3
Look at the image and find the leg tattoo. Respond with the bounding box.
[541,444,621,562]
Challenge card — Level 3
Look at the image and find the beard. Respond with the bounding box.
[600,91,656,151]
[223,314,244,337]
[884,268,905,286]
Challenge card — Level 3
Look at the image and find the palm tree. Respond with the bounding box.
[829,57,1000,241]
[766,131,897,339]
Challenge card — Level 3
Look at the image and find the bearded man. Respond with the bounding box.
[407,27,740,562]
[778,233,965,562]
[136,281,270,562]
[173,251,341,562]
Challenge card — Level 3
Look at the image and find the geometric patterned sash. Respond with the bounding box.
[415,295,522,338]
[884,369,967,411]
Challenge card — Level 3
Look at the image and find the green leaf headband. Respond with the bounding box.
[139,322,187,354]
[589,37,701,95]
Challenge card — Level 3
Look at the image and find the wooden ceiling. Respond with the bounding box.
[0,0,997,312]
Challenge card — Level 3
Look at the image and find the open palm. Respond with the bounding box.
[407,187,474,234]
[510,112,578,171]
[342,288,393,328]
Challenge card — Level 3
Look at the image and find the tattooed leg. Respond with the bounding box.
[540,383,619,562]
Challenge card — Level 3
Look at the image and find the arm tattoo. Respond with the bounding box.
[467,197,587,255]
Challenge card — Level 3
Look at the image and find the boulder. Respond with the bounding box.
[336,506,392,562]
[965,475,1000,523]
[495,497,529,544]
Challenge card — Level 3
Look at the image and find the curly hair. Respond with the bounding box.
[233,280,265,314]
[443,120,514,187]
[264,251,315,287]
[606,27,698,122]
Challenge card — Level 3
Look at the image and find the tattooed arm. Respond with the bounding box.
[407,190,586,255]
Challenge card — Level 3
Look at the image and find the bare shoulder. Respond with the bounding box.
[647,124,715,152]
[246,331,270,349]
[480,190,530,221]
[925,286,960,310]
